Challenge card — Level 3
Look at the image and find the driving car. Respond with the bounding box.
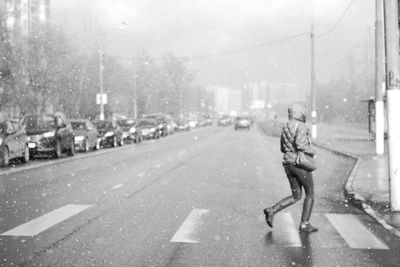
[137,119,160,140]
[234,116,251,130]
[96,120,124,148]
[217,116,230,126]
[0,119,30,167]
[175,119,190,132]
[116,119,143,143]
[22,113,75,158]
[71,119,99,152]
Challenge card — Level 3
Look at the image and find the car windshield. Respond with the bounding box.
[71,122,86,130]
[138,120,155,127]
[117,120,134,127]
[23,115,56,130]
[96,121,113,130]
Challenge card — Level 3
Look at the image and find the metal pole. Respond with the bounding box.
[384,0,400,211]
[375,0,385,155]
[310,1,317,138]
[133,62,138,119]
[99,43,104,121]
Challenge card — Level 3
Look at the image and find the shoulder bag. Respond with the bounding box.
[292,122,317,172]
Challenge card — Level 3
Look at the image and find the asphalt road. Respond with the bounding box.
[0,126,399,266]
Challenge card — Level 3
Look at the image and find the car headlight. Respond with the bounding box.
[129,127,136,133]
[75,135,85,141]
[43,130,55,138]
[104,131,114,137]
[150,128,156,132]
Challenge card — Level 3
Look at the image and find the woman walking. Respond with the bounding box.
[264,102,318,233]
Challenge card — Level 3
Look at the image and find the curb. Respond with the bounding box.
[313,141,400,238]
[258,121,400,237]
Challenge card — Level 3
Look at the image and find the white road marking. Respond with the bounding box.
[112,184,123,189]
[171,209,209,243]
[1,204,92,237]
[272,212,301,247]
[325,214,389,250]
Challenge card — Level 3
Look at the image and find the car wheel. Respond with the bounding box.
[22,145,30,163]
[67,140,75,156]
[84,138,90,152]
[112,137,117,147]
[0,147,10,167]
[54,139,62,158]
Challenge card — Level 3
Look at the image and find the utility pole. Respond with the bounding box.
[132,61,138,120]
[310,1,317,138]
[375,0,385,155]
[384,0,400,211]
[99,44,105,121]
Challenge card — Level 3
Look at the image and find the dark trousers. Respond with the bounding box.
[272,162,315,222]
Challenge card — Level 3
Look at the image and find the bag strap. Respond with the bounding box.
[287,122,300,150]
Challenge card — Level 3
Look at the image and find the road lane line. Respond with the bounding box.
[325,214,389,250]
[1,204,92,237]
[170,209,209,243]
[112,184,124,189]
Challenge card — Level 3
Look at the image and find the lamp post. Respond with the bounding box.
[97,21,128,121]
[308,0,317,138]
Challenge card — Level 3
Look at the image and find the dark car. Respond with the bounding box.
[143,114,169,137]
[137,119,160,140]
[96,120,124,148]
[0,119,30,166]
[22,113,75,158]
[71,119,99,152]
[234,116,251,130]
[117,119,143,143]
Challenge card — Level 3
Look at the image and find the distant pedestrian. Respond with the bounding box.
[264,102,318,233]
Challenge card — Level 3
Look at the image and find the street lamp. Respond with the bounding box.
[98,21,128,121]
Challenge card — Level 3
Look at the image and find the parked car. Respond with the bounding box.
[116,119,143,143]
[175,119,190,132]
[96,120,124,148]
[22,113,75,159]
[137,119,160,140]
[0,119,30,166]
[143,114,169,137]
[234,116,251,130]
[70,119,99,152]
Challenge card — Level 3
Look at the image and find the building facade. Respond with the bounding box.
[5,0,50,37]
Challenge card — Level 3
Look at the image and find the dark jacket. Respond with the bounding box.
[280,102,315,164]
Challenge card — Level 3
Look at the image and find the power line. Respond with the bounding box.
[316,0,356,37]
[113,1,356,61]
[188,32,310,59]
[113,32,310,61]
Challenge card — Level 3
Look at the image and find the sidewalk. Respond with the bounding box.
[313,124,400,236]
[259,120,400,236]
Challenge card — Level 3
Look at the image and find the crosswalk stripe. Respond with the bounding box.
[1,204,92,237]
[171,209,209,243]
[307,213,347,248]
[325,213,389,250]
[272,212,302,247]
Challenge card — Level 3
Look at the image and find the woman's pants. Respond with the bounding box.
[271,162,315,223]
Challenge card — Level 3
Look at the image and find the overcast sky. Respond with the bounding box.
[51,0,374,91]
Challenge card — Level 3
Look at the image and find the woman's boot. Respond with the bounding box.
[264,196,295,228]
[299,198,318,233]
